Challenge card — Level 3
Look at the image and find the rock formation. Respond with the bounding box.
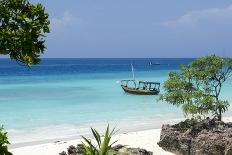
[158,118,232,155]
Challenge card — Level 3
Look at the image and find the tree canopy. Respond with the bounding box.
[160,55,232,121]
[0,0,50,66]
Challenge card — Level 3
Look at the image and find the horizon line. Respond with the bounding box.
[0,57,197,59]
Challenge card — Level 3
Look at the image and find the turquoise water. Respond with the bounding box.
[0,58,231,144]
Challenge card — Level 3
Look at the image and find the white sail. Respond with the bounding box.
[131,64,135,80]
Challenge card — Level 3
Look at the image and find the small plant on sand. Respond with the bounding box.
[0,126,12,155]
[160,55,232,121]
[81,125,121,155]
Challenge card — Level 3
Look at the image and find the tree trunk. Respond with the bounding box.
[218,108,222,121]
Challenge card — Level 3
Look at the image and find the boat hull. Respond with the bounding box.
[121,85,159,95]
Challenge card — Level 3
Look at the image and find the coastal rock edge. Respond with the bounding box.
[157,118,232,155]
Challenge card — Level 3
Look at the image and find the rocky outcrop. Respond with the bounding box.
[158,118,232,155]
[59,145,85,155]
[60,144,153,155]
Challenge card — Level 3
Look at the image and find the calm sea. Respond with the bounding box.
[0,58,231,144]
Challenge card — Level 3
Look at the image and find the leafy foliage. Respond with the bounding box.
[0,126,12,155]
[0,0,50,66]
[81,125,120,155]
[160,55,232,121]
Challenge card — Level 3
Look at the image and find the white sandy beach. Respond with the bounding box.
[9,117,232,155]
[10,129,173,155]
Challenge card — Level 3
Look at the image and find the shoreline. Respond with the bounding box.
[9,116,232,155]
[9,117,182,148]
[9,127,161,149]
[10,128,174,155]
[9,115,232,148]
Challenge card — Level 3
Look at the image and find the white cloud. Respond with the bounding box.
[158,4,232,57]
[163,5,232,29]
[51,11,77,32]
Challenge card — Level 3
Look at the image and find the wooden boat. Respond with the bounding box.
[120,64,160,95]
[121,80,160,95]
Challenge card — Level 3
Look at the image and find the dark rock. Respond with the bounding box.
[59,151,67,155]
[158,118,232,155]
[60,144,153,155]
[117,146,153,155]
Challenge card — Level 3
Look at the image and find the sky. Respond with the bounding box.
[31,0,232,58]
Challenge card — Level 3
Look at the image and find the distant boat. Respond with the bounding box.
[148,61,160,66]
[120,64,160,95]
[153,62,161,65]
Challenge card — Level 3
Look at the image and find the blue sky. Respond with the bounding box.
[32,0,232,58]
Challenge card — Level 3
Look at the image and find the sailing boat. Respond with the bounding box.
[148,59,160,66]
[120,64,160,95]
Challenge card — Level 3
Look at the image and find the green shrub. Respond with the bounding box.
[81,125,121,155]
[0,126,12,155]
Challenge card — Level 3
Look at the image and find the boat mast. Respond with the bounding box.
[131,64,135,80]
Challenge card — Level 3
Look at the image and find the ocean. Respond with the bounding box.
[0,58,231,144]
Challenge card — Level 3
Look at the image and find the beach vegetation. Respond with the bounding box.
[160,55,232,121]
[81,125,121,155]
[0,126,12,155]
[0,0,50,66]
